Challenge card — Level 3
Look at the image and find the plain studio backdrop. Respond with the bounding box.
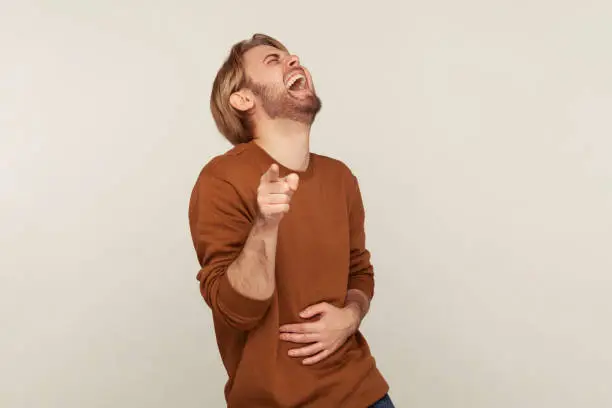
[1,1,611,407]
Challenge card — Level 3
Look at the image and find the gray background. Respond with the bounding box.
[1,1,611,407]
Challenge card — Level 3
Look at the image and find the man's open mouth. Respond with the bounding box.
[285,71,308,92]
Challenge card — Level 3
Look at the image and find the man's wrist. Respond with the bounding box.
[253,216,280,235]
[343,302,363,332]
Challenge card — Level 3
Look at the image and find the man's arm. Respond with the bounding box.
[343,288,370,330]
[189,164,297,331]
[227,164,298,300]
[226,218,279,301]
[346,174,375,324]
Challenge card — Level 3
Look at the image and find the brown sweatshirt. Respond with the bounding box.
[188,141,388,407]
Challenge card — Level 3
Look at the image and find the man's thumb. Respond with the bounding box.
[285,173,299,192]
[300,302,328,318]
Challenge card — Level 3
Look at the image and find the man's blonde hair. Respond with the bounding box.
[210,34,288,145]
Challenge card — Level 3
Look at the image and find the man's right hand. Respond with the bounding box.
[257,163,299,225]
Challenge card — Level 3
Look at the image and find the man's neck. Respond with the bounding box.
[254,118,311,172]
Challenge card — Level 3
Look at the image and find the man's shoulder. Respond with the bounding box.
[198,143,258,181]
[190,143,261,200]
[189,144,259,219]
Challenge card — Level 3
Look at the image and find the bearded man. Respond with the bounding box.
[188,33,394,408]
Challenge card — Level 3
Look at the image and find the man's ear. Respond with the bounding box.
[229,89,255,112]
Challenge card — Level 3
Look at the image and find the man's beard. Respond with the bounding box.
[247,80,322,125]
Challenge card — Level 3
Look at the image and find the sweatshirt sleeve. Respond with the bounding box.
[188,171,272,331]
[347,174,375,300]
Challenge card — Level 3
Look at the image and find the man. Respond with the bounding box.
[188,34,394,408]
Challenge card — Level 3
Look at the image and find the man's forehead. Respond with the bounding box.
[244,45,289,62]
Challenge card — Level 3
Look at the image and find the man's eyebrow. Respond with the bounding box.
[263,52,281,63]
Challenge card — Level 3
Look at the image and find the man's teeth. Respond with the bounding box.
[286,74,305,89]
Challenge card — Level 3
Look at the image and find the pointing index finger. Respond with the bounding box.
[262,163,280,183]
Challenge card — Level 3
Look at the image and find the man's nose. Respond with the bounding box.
[286,54,300,67]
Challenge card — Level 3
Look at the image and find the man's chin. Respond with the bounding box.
[285,99,322,125]
[288,92,321,111]
[259,90,321,123]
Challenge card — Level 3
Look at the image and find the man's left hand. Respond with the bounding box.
[279,302,361,365]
